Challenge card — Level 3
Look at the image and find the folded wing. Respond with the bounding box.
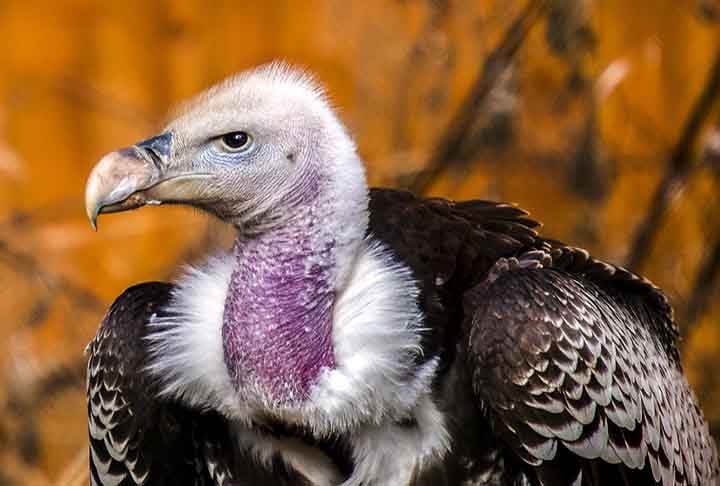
[466,250,718,485]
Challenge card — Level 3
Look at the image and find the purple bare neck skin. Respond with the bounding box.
[222,183,337,406]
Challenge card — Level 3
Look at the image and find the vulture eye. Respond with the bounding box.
[219,131,252,152]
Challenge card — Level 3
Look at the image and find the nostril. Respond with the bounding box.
[142,146,163,169]
[135,132,172,167]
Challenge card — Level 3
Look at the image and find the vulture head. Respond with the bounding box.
[84,63,424,428]
[86,63,367,236]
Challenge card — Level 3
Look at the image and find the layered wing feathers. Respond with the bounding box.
[368,189,717,485]
[86,282,238,486]
[467,254,719,485]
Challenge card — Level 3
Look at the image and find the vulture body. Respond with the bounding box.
[85,63,719,486]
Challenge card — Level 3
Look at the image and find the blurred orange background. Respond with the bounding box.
[1,0,720,484]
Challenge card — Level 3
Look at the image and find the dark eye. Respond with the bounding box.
[220,131,252,151]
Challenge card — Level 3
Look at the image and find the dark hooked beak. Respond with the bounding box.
[85,133,210,230]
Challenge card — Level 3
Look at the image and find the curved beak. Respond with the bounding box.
[85,133,211,230]
[85,147,159,230]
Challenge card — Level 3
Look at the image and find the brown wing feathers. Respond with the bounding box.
[466,253,718,485]
[369,189,717,485]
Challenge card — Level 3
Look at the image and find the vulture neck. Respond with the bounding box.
[222,163,369,406]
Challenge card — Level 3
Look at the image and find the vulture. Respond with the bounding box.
[84,63,719,486]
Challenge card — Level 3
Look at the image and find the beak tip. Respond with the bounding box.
[85,194,100,231]
[86,206,99,231]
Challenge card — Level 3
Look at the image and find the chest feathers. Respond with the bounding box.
[145,238,448,483]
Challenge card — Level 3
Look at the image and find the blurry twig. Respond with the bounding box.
[1,357,86,472]
[409,0,546,194]
[0,198,89,232]
[625,49,720,271]
[393,0,451,151]
[683,235,720,340]
[681,136,720,339]
[0,240,104,313]
[55,447,88,486]
[5,358,86,416]
[698,0,720,22]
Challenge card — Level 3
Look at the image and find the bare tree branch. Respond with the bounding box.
[683,235,720,340]
[392,0,451,152]
[625,49,720,271]
[409,0,546,195]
